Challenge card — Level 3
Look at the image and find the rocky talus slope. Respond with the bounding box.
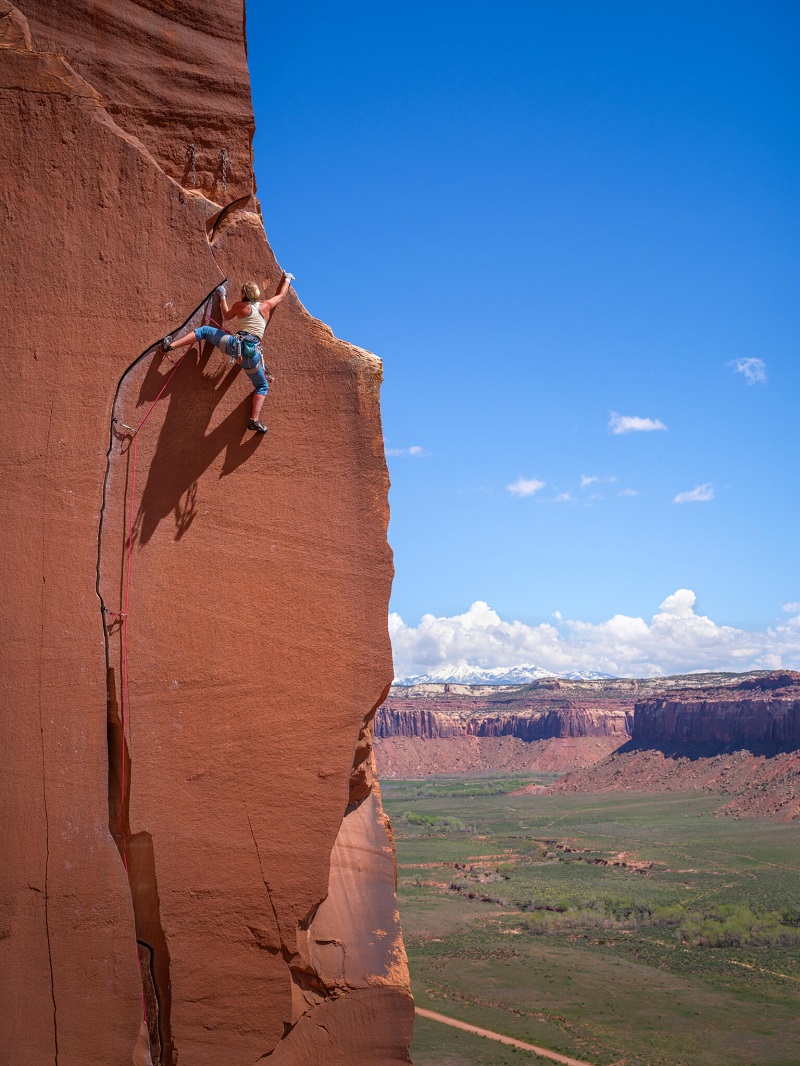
[0,4,412,1064]
[545,673,800,819]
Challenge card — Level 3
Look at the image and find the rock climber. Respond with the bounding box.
[163,272,294,433]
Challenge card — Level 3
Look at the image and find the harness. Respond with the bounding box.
[235,331,269,377]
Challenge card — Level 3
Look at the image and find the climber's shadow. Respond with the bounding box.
[133,343,265,546]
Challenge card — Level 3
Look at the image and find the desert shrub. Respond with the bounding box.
[601,897,655,923]
[401,811,471,834]
[519,896,800,946]
[675,903,800,948]
[523,906,626,935]
[652,904,688,927]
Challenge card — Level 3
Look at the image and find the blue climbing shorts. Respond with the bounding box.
[248,365,270,396]
[194,326,269,396]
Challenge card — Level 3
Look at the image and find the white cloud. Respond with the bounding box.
[554,492,574,502]
[389,591,800,679]
[783,602,800,614]
[609,412,667,435]
[581,475,618,488]
[619,488,639,497]
[673,483,714,504]
[507,476,545,497]
[386,444,428,457]
[730,357,767,384]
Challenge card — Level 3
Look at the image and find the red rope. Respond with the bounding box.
[120,431,147,1020]
[115,342,188,1025]
[120,430,136,870]
[133,352,187,435]
[119,350,186,856]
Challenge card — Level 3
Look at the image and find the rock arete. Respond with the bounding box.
[0,2,413,1063]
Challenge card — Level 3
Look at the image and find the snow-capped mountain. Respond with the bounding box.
[394,661,616,685]
[561,669,617,681]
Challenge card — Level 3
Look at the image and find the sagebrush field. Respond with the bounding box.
[382,779,800,1066]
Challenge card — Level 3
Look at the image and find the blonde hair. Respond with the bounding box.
[241,281,261,302]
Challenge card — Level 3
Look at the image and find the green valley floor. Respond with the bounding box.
[382,779,800,1066]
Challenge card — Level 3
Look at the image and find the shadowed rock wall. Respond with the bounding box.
[633,698,800,747]
[0,3,412,1063]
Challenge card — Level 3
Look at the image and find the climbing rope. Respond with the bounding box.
[111,348,188,866]
[220,147,228,194]
[108,283,231,842]
[107,341,190,1029]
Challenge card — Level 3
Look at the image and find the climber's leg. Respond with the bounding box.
[163,329,198,352]
[251,392,266,421]
[247,372,269,432]
[164,326,233,354]
[193,325,235,354]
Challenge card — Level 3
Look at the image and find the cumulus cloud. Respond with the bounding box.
[619,488,639,497]
[609,412,667,435]
[389,591,800,679]
[554,492,574,503]
[507,476,545,497]
[673,483,714,504]
[386,444,428,457]
[581,475,618,488]
[730,357,767,384]
[783,602,800,614]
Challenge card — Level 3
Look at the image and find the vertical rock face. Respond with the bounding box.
[633,697,800,747]
[375,702,633,739]
[0,4,413,1064]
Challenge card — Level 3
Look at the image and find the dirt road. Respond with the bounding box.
[414,1006,596,1065]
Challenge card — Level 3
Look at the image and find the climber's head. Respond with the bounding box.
[241,281,261,303]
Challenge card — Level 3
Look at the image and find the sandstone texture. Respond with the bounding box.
[0,4,412,1064]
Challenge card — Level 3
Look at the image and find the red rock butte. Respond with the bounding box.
[0,3,413,1063]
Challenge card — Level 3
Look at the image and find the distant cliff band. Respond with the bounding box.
[376,673,800,748]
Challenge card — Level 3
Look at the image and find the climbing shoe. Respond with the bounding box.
[162,337,174,353]
[248,419,268,434]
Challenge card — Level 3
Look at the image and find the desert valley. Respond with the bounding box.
[376,670,800,819]
[375,671,800,1065]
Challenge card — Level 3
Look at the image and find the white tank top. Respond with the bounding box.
[232,302,267,339]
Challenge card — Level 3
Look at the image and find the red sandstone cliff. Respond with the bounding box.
[633,695,800,747]
[374,675,800,784]
[376,702,632,739]
[374,683,634,778]
[0,4,412,1064]
[547,675,800,819]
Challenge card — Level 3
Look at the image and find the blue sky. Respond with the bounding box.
[247,2,799,674]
